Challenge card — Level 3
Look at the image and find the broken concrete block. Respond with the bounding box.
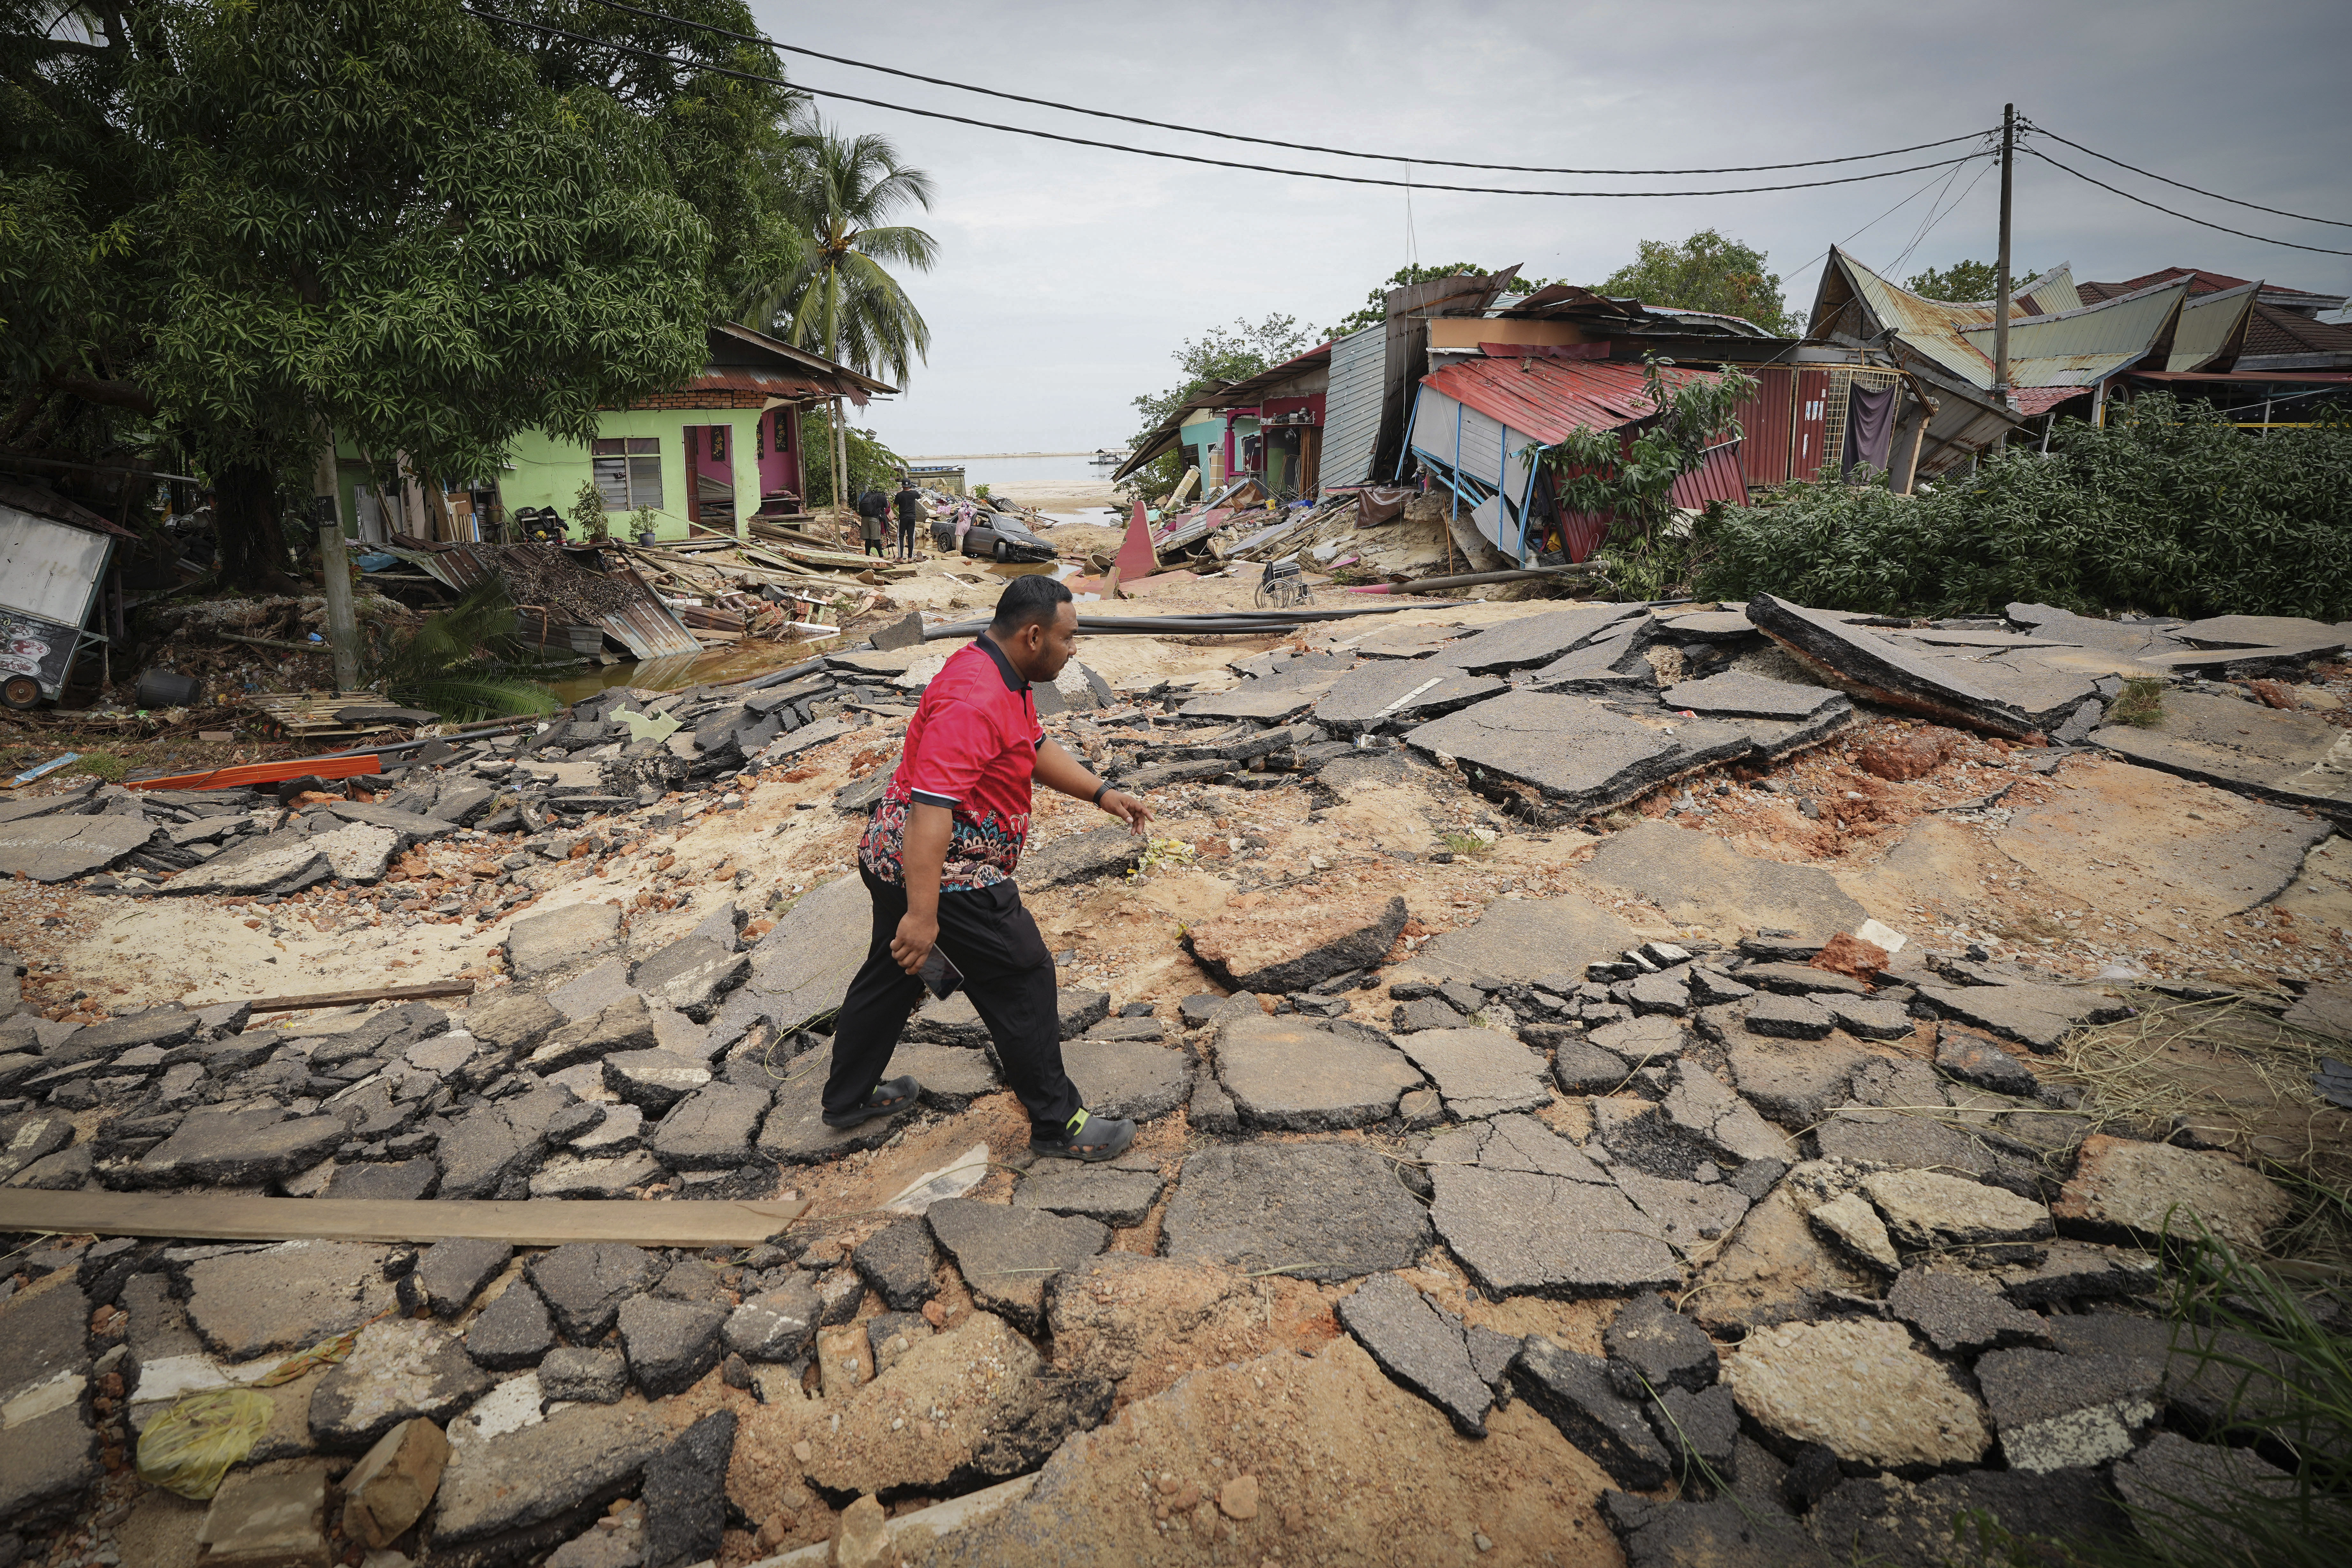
[425,1404,667,1562]
[1725,1318,1991,1469]
[1582,820,1865,939]
[2091,690,2352,816]
[1437,604,1646,674]
[463,1281,555,1373]
[1916,981,2114,1055]
[1011,1158,1166,1229]
[1056,1037,1190,1124]
[1747,594,2061,738]
[1934,1027,2041,1095]
[1604,1293,1718,1397]
[526,1243,656,1340]
[537,1346,627,1406]
[724,1277,821,1364]
[412,1240,511,1321]
[1183,893,1408,994]
[1387,1026,1550,1119]
[197,1461,330,1568]
[1414,891,1637,987]
[1018,825,1146,890]
[0,813,160,882]
[179,1241,402,1361]
[852,1219,941,1310]
[1807,1192,1899,1272]
[505,901,623,981]
[340,1417,450,1549]
[1742,992,1836,1040]
[1864,1169,2052,1249]
[1312,662,1507,735]
[2052,1134,2292,1253]
[129,1107,348,1189]
[1405,692,1753,817]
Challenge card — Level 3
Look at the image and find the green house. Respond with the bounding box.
[332,323,894,546]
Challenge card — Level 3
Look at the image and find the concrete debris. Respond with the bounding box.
[1726,1318,1992,1469]
[7,584,2344,1562]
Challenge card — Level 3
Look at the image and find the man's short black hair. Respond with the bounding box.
[991,573,1073,634]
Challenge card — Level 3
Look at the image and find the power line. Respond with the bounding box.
[2025,121,2350,230]
[464,7,1987,199]
[571,0,1996,178]
[1885,155,2000,280]
[2018,147,2352,257]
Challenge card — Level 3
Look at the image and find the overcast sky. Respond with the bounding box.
[741,0,2352,457]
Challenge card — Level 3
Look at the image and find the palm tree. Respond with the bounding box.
[754,117,935,509]
[768,117,937,380]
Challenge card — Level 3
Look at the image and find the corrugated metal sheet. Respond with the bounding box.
[1733,366,1793,486]
[391,543,701,660]
[1955,278,2188,385]
[2166,280,2261,372]
[1320,325,1388,488]
[1417,356,1715,445]
[1668,440,1747,509]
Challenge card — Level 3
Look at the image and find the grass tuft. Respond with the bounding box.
[2112,676,2167,728]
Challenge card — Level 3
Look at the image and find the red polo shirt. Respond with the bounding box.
[858,636,1045,891]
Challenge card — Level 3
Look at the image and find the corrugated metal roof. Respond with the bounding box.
[1821,249,2191,393]
[1320,325,1389,487]
[1419,356,1718,446]
[1668,439,1747,509]
[2165,280,2261,372]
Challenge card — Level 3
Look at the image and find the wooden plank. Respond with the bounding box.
[0,1190,809,1248]
[244,979,476,1014]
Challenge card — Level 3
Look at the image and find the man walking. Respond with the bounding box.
[824,575,1151,1162]
[855,482,889,558]
[891,475,928,561]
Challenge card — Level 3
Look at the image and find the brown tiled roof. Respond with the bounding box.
[2078,267,2254,302]
[2239,303,2352,361]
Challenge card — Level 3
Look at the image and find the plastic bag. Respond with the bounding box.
[136,1388,274,1500]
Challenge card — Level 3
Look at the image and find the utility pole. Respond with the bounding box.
[1993,102,2014,405]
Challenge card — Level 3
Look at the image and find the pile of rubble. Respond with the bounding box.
[0,588,2344,1567]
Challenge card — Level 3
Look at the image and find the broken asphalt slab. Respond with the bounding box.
[1405,690,1757,817]
[1336,1272,1495,1437]
[1580,819,1865,938]
[2090,690,2352,819]
[1311,662,1508,735]
[1747,594,2063,738]
[1182,893,1408,994]
[1426,1114,1681,1298]
[1434,603,1646,674]
[1211,1011,1424,1129]
[1411,890,1636,986]
[1159,1141,1431,1282]
[0,813,158,882]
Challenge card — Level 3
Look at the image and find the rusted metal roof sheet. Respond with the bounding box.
[1419,355,1717,445]
[1668,439,1748,509]
[388,543,701,660]
[1955,277,2188,385]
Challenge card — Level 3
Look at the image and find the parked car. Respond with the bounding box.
[961,517,1057,564]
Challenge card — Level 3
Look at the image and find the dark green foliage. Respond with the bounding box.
[1903,258,2044,303]
[1697,395,2352,619]
[365,580,558,721]
[1601,230,1798,333]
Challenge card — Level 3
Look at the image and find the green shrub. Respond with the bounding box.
[1696,394,2352,619]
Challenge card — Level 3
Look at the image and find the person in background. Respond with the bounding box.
[822,574,1152,1162]
[892,475,929,561]
[856,482,889,558]
[952,494,978,553]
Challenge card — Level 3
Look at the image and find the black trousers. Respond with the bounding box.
[825,867,1080,1136]
[896,521,917,556]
